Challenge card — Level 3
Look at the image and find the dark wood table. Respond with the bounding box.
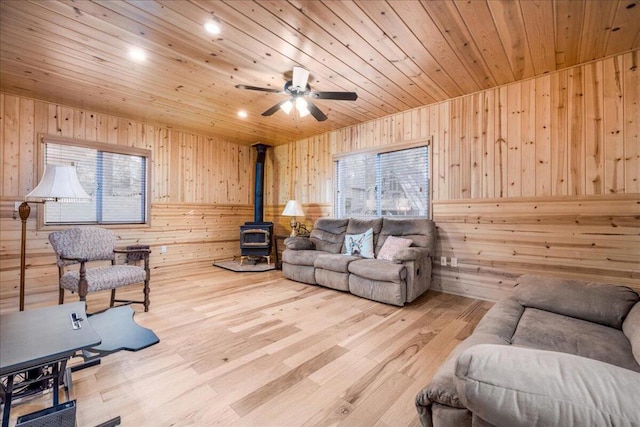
[273,234,289,269]
[0,302,101,427]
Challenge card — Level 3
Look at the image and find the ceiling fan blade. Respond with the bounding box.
[306,100,328,122]
[292,66,310,90]
[262,100,290,116]
[310,91,358,101]
[235,84,282,94]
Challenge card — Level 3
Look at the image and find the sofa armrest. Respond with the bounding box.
[454,344,640,427]
[392,247,430,263]
[514,274,639,329]
[415,334,509,426]
[284,236,315,250]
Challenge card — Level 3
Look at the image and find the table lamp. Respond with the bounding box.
[282,200,305,237]
[19,164,91,310]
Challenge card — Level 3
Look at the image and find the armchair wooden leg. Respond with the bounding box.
[110,289,116,308]
[58,287,65,305]
[143,280,150,312]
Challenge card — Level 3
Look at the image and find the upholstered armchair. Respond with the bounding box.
[48,227,151,312]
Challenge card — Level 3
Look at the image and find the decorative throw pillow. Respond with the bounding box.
[344,228,374,258]
[377,235,413,261]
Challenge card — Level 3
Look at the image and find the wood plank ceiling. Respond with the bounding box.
[1,0,638,146]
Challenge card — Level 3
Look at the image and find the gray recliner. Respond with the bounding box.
[282,217,436,306]
[415,274,640,426]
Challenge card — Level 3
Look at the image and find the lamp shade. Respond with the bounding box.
[282,200,304,217]
[280,99,293,115]
[25,164,91,202]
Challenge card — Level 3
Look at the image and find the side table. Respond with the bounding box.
[273,235,289,270]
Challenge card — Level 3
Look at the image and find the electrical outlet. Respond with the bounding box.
[14,201,21,211]
[440,256,447,266]
[160,246,167,254]
[451,257,458,267]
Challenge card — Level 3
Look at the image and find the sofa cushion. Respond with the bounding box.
[511,308,640,372]
[314,253,360,273]
[345,218,383,253]
[309,218,349,254]
[348,259,407,283]
[454,345,640,427]
[344,228,374,258]
[515,274,639,329]
[282,263,316,285]
[622,302,640,365]
[282,249,331,267]
[346,217,383,236]
[377,235,413,261]
[377,218,435,256]
[348,275,405,306]
[315,269,350,292]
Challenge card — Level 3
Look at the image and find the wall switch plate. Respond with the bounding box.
[440,256,447,266]
[160,246,167,254]
[451,257,458,267]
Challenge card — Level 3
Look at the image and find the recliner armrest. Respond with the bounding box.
[392,247,430,263]
[454,344,640,427]
[284,236,315,250]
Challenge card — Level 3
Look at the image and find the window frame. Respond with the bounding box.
[35,133,152,229]
[333,139,432,219]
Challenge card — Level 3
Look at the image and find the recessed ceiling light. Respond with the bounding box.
[237,110,248,118]
[204,20,221,35]
[129,47,146,62]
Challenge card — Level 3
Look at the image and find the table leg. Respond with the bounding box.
[1,374,13,427]
[52,363,59,406]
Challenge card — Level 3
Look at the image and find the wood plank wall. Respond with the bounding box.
[0,97,256,304]
[265,51,640,300]
[1,51,638,306]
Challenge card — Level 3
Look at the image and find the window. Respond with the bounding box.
[41,136,150,225]
[334,145,430,218]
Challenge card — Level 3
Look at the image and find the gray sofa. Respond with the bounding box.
[416,274,640,427]
[282,217,436,306]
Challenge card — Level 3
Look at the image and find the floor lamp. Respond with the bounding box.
[19,164,91,311]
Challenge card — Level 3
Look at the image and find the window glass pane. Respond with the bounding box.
[334,153,377,218]
[379,146,429,216]
[44,143,97,223]
[334,145,429,218]
[43,141,147,224]
[102,152,146,223]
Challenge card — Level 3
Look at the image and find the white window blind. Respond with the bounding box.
[43,140,148,225]
[334,145,429,218]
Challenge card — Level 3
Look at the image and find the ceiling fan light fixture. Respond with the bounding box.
[237,66,356,121]
[280,99,293,115]
[296,98,310,117]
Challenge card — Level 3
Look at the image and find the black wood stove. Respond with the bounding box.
[240,143,273,264]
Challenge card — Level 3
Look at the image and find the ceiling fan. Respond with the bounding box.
[235,66,357,121]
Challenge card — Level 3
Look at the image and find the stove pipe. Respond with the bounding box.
[252,143,270,223]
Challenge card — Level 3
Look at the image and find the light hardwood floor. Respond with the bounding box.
[3,266,492,426]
